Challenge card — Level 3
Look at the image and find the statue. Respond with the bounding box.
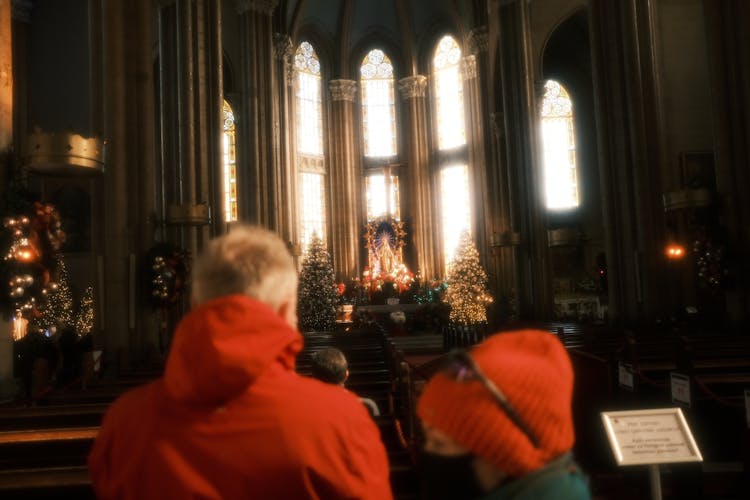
[377,236,396,275]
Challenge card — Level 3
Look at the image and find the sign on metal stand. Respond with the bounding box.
[601,408,702,500]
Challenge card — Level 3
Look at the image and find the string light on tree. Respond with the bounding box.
[41,258,74,332]
[298,234,337,332]
[76,285,95,336]
[2,216,46,318]
[444,231,493,325]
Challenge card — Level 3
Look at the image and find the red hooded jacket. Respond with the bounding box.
[88,295,393,499]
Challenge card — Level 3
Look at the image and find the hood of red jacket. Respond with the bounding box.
[163,294,303,405]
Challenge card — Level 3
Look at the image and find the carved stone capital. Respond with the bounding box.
[273,33,293,61]
[237,0,279,15]
[397,75,428,99]
[12,0,34,23]
[461,55,477,81]
[329,79,357,102]
[467,26,489,55]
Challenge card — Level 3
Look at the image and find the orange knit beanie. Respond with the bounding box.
[417,329,575,477]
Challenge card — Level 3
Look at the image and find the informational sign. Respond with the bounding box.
[618,362,635,391]
[601,408,702,466]
[745,390,750,429]
[670,372,691,407]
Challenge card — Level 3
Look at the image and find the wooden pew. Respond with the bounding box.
[0,426,97,499]
[0,403,107,431]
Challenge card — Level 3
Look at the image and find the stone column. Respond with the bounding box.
[703,0,750,326]
[0,0,12,395]
[157,0,222,247]
[489,110,520,321]
[495,0,552,319]
[10,0,31,167]
[273,33,295,246]
[327,79,360,281]
[461,52,491,269]
[398,75,438,281]
[237,0,279,229]
[589,0,666,325]
[0,0,11,153]
[101,0,159,368]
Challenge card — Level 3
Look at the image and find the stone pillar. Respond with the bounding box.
[489,110,520,321]
[589,0,666,325]
[703,0,750,327]
[495,0,552,319]
[461,51,491,268]
[0,0,11,152]
[273,33,295,246]
[327,79,360,281]
[100,0,129,369]
[398,75,438,281]
[237,0,279,229]
[157,0,222,247]
[0,317,15,398]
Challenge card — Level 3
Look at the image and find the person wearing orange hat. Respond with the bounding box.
[417,329,591,499]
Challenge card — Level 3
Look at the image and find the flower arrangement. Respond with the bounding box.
[361,263,414,297]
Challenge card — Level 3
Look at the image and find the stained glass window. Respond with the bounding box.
[433,35,471,271]
[295,41,323,156]
[360,49,397,158]
[222,99,237,222]
[440,164,471,268]
[299,172,326,251]
[541,80,579,210]
[295,41,327,250]
[365,173,400,221]
[434,35,466,150]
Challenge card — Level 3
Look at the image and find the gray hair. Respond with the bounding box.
[191,224,297,309]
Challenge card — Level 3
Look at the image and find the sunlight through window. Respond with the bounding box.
[295,41,323,156]
[300,172,326,251]
[295,41,327,250]
[541,80,579,210]
[360,49,397,158]
[440,165,471,269]
[365,173,400,221]
[434,36,465,150]
[222,100,237,222]
[434,36,471,272]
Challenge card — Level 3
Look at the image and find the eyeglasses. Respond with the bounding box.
[444,349,540,448]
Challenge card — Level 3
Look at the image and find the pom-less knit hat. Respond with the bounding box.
[417,329,575,477]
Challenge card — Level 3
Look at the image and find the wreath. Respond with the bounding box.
[143,243,190,307]
[1,201,66,319]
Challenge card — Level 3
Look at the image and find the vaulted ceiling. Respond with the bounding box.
[276,0,485,77]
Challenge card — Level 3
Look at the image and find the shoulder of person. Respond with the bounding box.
[481,455,591,500]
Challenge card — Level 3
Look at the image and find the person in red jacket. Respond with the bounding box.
[88,225,393,500]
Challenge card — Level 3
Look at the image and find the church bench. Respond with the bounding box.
[296,359,388,372]
[0,403,107,430]
[0,465,93,499]
[0,427,97,471]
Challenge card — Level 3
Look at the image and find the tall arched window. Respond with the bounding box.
[294,41,327,250]
[540,80,579,210]
[433,35,470,269]
[360,48,400,221]
[222,99,237,222]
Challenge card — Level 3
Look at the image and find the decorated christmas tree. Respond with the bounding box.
[41,258,74,332]
[298,234,337,332]
[75,286,95,336]
[444,231,493,325]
